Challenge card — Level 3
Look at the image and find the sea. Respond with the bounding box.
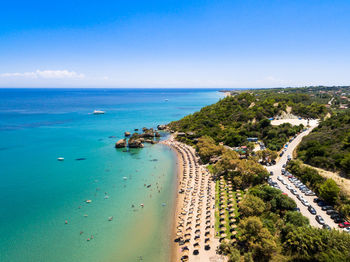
[0,88,223,262]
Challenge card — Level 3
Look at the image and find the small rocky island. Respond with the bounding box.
[115,125,167,148]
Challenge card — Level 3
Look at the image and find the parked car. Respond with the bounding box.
[282,164,286,168]
[301,188,309,193]
[317,201,327,207]
[321,205,333,211]
[302,199,310,207]
[290,189,297,195]
[326,209,337,215]
[334,217,345,224]
[269,171,273,176]
[343,228,350,234]
[313,198,321,203]
[305,191,316,196]
[316,215,325,225]
[322,224,331,230]
[338,222,350,228]
[308,206,316,215]
[331,213,340,219]
[277,176,283,181]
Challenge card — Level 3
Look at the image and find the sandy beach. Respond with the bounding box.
[161,136,225,262]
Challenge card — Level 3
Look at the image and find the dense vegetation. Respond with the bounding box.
[297,110,350,176]
[209,148,350,261]
[219,184,350,262]
[171,87,350,261]
[169,92,326,151]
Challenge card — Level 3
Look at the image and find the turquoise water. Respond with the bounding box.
[0,88,222,262]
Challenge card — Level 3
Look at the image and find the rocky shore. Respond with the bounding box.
[115,125,169,149]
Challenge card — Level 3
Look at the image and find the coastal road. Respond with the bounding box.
[266,121,338,229]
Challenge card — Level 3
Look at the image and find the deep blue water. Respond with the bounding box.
[0,88,223,262]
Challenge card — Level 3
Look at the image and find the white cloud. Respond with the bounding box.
[0,70,85,79]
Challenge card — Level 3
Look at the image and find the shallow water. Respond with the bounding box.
[0,88,222,262]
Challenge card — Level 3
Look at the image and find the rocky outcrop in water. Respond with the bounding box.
[157,124,167,130]
[124,132,131,137]
[115,139,127,148]
[128,138,144,148]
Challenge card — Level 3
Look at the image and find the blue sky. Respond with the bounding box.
[0,0,350,88]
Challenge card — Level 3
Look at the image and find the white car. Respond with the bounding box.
[302,200,310,207]
[343,227,350,234]
[277,176,283,181]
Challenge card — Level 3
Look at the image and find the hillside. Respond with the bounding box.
[297,110,350,177]
[169,92,328,151]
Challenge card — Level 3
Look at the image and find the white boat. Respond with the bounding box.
[57,157,64,161]
[93,110,105,114]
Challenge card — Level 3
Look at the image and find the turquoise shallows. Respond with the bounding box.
[0,88,222,262]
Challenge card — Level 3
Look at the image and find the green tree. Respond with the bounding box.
[284,211,309,227]
[239,195,266,217]
[196,136,223,163]
[239,216,277,261]
[319,179,340,204]
[340,153,350,175]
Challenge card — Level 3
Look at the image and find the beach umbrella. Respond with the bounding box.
[182,246,189,251]
[193,242,200,249]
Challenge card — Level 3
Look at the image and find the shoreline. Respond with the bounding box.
[161,136,223,262]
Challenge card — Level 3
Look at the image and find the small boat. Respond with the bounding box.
[57,157,64,161]
[93,110,105,114]
[108,216,113,221]
[86,200,92,203]
[123,177,128,180]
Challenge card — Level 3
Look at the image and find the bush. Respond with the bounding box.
[319,179,340,205]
